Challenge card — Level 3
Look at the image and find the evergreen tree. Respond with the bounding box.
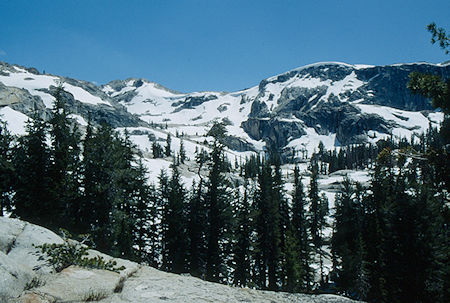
[152,141,163,158]
[233,184,252,287]
[308,157,321,248]
[408,23,449,143]
[48,86,82,229]
[80,123,123,253]
[205,124,232,283]
[271,153,290,289]
[78,114,95,234]
[332,177,366,299]
[165,133,171,157]
[111,131,153,260]
[162,163,188,273]
[308,156,330,286]
[254,160,281,290]
[243,154,259,179]
[179,138,186,164]
[130,160,158,263]
[0,119,14,216]
[187,179,207,277]
[13,111,52,226]
[361,148,392,302]
[186,147,210,277]
[283,227,302,293]
[291,165,312,291]
[157,169,170,267]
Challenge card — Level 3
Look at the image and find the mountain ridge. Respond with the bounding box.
[0,60,448,159]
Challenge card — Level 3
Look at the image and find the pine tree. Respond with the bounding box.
[80,123,122,253]
[233,183,252,287]
[111,131,152,260]
[48,86,82,229]
[362,148,393,302]
[283,227,302,293]
[271,153,289,289]
[130,160,157,263]
[152,141,163,158]
[308,157,321,248]
[179,138,186,164]
[186,147,210,277]
[254,160,281,290]
[165,133,171,157]
[0,119,14,216]
[162,163,188,273]
[78,114,95,234]
[158,169,170,268]
[187,179,207,277]
[205,124,232,283]
[332,177,365,298]
[291,165,312,291]
[13,111,52,226]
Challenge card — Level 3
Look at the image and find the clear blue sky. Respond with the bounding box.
[1,0,449,92]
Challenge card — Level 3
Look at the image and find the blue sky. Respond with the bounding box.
[1,0,449,92]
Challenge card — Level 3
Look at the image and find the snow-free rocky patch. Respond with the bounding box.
[0,217,359,302]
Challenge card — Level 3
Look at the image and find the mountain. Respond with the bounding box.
[0,217,358,302]
[1,62,447,301]
[1,60,447,161]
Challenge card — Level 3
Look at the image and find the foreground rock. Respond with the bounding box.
[107,266,355,303]
[0,217,358,303]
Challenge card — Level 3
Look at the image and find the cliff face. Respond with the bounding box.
[240,62,449,149]
[0,217,358,303]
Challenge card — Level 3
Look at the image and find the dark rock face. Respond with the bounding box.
[248,100,269,118]
[241,62,449,150]
[222,135,255,152]
[0,83,51,120]
[241,118,306,149]
[353,64,450,110]
[173,94,218,112]
[276,86,327,113]
[114,90,138,104]
[41,86,145,128]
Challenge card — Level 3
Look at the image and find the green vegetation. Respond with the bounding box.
[34,231,125,273]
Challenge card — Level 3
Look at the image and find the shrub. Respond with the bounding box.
[34,231,125,273]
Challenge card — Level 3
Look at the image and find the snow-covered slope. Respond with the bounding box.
[1,60,448,159]
[98,61,448,157]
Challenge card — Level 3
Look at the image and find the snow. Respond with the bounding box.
[142,158,173,184]
[0,107,29,135]
[323,71,364,98]
[389,62,444,67]
[63,83,111,106]
[356,104,442,140]
[262,69,364,112]
[0,70,59,109]
[0,67,111,107]
[68,114,88,126]
[286,128,338,156]
[428,112,444,124]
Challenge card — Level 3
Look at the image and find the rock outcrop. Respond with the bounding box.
[0,217,359,303]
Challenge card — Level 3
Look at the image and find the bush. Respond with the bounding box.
[34,232,125,273]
